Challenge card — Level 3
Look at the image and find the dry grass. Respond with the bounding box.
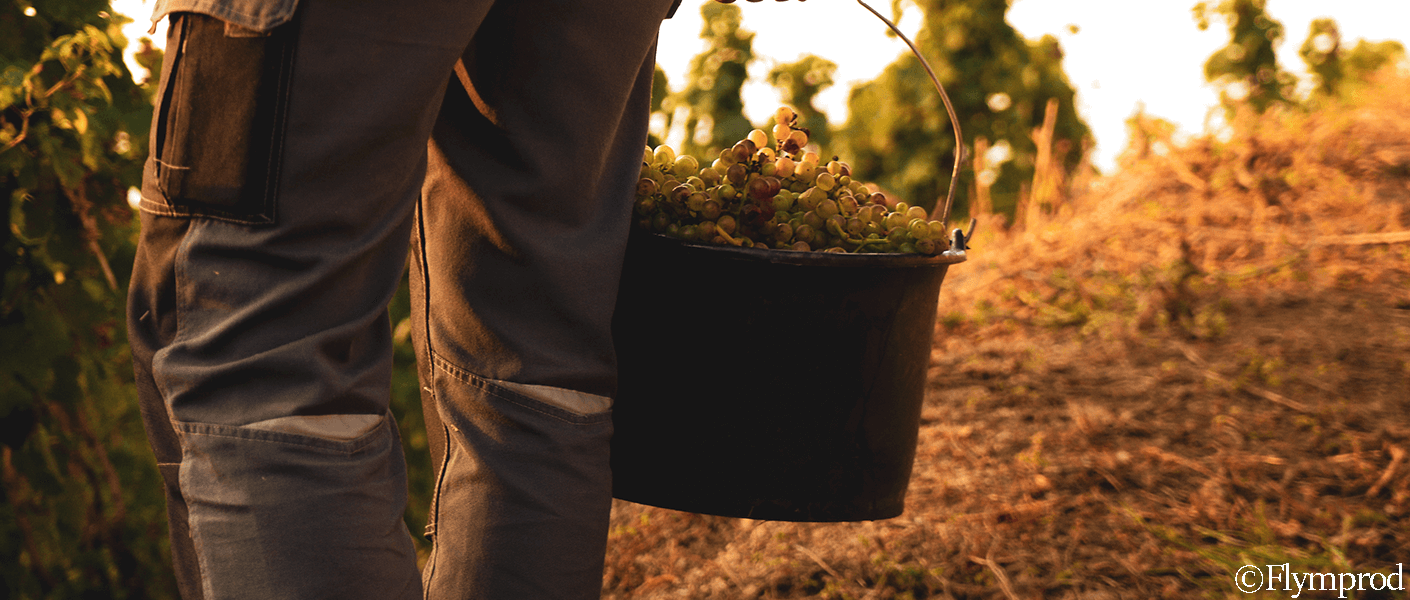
[602,69,1410,599]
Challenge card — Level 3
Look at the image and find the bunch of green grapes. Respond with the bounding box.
[633,106,952,255]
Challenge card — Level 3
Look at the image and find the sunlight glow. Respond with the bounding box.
[110,0,1409,175]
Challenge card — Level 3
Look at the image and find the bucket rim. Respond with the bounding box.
[630,231,968,268]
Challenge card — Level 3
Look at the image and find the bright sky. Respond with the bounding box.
[111,0,1408,174]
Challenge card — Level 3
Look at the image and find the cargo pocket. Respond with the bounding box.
[140,11,299,225]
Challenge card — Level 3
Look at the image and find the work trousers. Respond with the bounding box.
[126,0,675,598]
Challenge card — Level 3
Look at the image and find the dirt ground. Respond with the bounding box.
[599,76,1410,599]
[601,282,1409,600]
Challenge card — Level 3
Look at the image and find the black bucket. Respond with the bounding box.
[609,231,965,522]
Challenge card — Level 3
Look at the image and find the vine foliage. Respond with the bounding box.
[1,0,175,597]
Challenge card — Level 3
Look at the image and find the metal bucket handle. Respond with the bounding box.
[854,0,977,246]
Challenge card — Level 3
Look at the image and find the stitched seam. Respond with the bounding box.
[153,158,192,170]
[175,427,379,453]
[431,354,546,414]
[137,193,276,225]
[137,200,185,217]
[427,423,450,535]
[150,14,185,204]
[430,353,610,425]
[260,15,298,224]
[414,199,434,384]
[175,419,385,454]
[421,423,448,599]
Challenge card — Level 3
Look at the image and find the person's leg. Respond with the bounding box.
[127,1,492,597]
[410,0,674,598]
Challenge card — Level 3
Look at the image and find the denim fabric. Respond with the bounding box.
[419,358,615,599]
[128,0,674,598]
[151,0,300,33]
[176,416,418,600]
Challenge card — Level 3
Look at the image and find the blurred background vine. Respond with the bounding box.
[2,0,167,597]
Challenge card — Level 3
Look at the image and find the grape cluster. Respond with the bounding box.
[634,107,951,255]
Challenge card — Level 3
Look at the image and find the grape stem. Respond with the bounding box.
[854,0,966,226]
[843,236,891,253]
[717,226,744,247]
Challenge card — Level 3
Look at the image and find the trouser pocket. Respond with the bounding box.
[140,11,299,224]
